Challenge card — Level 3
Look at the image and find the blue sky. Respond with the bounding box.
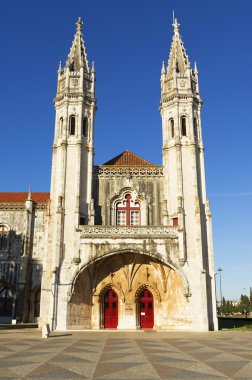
[0,0,251,301]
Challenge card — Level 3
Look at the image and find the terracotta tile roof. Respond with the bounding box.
[0,192,50,203]
[103,150,154,166]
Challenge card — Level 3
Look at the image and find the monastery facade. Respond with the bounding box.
[0,18,217,331]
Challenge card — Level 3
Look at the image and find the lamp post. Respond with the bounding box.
[214,272,218,315]
[218,267,223,307]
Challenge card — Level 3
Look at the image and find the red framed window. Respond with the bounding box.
[116,194,140,225]
[173,217,178,226]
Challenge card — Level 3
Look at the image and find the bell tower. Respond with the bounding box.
[52,17,96,229]
[160,19,217,330]
[41,18,96,329]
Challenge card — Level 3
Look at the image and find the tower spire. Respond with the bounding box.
[67,17,89,72]
[167,18,190,78]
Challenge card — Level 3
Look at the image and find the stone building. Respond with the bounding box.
[0,18,217,330]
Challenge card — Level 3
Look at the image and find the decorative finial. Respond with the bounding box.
[173,18,180,34]
[27,187,32,201]
[91,61,95,73]
[66,55,70,68]
[161,61,166,74]
[194,61,198,74]
[76,17,83,32]
[58,61,62,73]
[173,10,175,24]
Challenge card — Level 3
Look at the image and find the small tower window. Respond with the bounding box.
[181,117,187,136]
[69,115,76,136]
[176,60,180,73]
[169,118,174,139]
[83,117,88,137]
[193,118,198,140]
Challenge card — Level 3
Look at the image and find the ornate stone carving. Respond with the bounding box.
[80,225,177,239]
[72,257,81,265]
[0,202,47,210]
[94,166,164,177]
[71,78,79,87]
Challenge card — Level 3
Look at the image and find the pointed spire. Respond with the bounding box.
[194,61,198,74]
[161,60,166,75]
[67,17,89,73]
[27,187,32,201]
[58,61,62,74]
[167,18,190,78]
[91,61,95,73]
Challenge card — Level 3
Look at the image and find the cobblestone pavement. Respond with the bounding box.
[0,329,252,379]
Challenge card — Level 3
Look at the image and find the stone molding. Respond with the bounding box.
[0,202,46,210]
[79,225,177,239]
[94,166,164,177]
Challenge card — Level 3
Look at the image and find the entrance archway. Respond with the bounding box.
[139,289,154,328]
[104,289,118,328]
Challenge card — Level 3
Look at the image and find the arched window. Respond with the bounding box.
[69,115,76,136]
[193,118,198,140]
[59,117,63,137]
[169,118,174,139]
[0,287,13,316]
[0,225,8,251]
[116,194,140,225]
[181,116,187,136]
[83,117,88,137]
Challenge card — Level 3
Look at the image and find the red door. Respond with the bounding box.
[139,289,154,328]
[104,289,118,328]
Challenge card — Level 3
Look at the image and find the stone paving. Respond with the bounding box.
[0,329,252,379]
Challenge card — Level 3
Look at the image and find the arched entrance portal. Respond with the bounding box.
[67,251,187,330]
[104,289,118,328]
[139,289,154,328]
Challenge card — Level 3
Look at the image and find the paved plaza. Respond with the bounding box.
[0,329,252,379]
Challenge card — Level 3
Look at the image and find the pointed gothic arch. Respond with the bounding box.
[135,283,161,303]
[67,249,191,304]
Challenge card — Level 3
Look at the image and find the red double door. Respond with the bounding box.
[103,288,154,329]
[139,289,154,328]
[104,289,118,328]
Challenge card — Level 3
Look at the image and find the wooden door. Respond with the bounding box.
[139,289,154,328]
[104,289,118,328]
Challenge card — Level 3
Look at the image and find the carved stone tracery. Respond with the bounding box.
[95,166,164,177]
[80,225,177,238]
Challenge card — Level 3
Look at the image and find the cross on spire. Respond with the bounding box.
[76,17,83,32]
